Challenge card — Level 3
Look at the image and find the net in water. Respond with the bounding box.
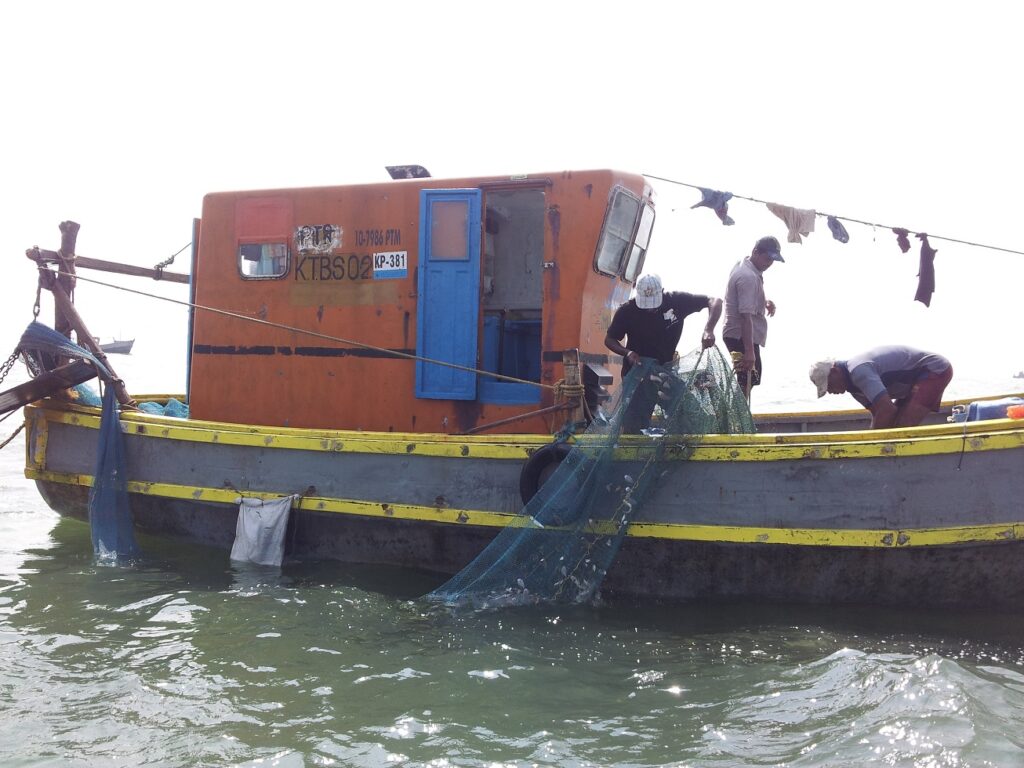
[426,347,754,609]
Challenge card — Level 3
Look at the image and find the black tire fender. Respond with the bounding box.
[519,441,573,505]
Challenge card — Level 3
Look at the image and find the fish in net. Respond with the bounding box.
[426,347,754,609]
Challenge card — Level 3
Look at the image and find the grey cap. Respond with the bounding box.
[754,236,785,262]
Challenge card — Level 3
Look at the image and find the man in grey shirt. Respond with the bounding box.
[808,345,953,429]
[722,235,784,401]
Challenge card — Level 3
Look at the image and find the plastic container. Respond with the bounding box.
[953,397,1024,422]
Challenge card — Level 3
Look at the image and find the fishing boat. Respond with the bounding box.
[98,338,134,355]
[12,169,1024,608]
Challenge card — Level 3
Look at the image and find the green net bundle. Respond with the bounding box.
[426,347,754,609]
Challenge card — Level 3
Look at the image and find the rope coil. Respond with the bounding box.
[553,379,586,400]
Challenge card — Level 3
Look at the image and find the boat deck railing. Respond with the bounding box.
[754,392,1024,434]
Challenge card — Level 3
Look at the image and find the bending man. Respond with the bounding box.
[809,345,953,429]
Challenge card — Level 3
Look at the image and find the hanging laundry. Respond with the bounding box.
[690,187,735,226]
[766,203,816,243]
[230,494,298,567]
[915,233,937,307]
[827,216,850,244]
[892,227,911,254]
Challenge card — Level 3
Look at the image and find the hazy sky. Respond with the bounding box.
[2,1,1020,403]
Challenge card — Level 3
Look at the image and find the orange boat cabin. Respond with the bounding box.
[186,169,655,434]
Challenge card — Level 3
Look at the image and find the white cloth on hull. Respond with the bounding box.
[230,495,297,567]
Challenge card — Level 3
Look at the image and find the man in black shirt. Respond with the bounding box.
[604,274,723,432]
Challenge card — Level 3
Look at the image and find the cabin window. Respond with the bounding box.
[623,203,655,282]
[235,196,293,280]
[429,200,470,260]
[594,188,641,277]
[238,242,289,278]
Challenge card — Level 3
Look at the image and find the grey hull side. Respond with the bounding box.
[28,399,1024,607]
[38,416,1024,531]
[36,480,1024,608]
[40,418,526,515]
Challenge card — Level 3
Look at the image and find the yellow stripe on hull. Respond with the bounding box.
[30,402,1024,463]
[27,467,1024,549]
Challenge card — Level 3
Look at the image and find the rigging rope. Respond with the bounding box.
[152,240,191,277]
[47,269,560,391]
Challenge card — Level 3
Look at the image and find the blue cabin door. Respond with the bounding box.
[416,189,482,399]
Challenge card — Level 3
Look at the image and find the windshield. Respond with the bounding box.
[623,203,655,282]
[594,189,640,277]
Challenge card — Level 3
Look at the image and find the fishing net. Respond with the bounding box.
[18,321,140,560]
[426,346,754,609]
[137,398,190,418]
[88,383,141,559]
[18,321,108,379]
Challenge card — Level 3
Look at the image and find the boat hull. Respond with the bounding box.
[24,399,1024,607]
[98,339,134,355]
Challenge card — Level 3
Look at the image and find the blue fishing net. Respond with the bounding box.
[427,347,754,609]
[137,398,189,418]
[70,384,102,406]
[88,384,140,559]
[18,321,140,560]
[19,321,109,378]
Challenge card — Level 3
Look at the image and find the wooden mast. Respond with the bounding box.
[26,221,141,408]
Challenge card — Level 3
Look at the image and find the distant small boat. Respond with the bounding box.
[99,338,134,355]
[1014,371,1024,379]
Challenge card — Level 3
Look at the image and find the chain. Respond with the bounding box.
[0,349,20,387]
[0,422,25,451]
[153,241,190,279]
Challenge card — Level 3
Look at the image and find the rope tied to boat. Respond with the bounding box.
[51,269,562,392]
[552,379,586,400]
[152,241,190,280]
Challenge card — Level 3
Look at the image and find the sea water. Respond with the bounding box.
[2,341,1024,766]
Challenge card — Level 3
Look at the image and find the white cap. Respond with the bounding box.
[635,274,663,309]
[808,359,835,398]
